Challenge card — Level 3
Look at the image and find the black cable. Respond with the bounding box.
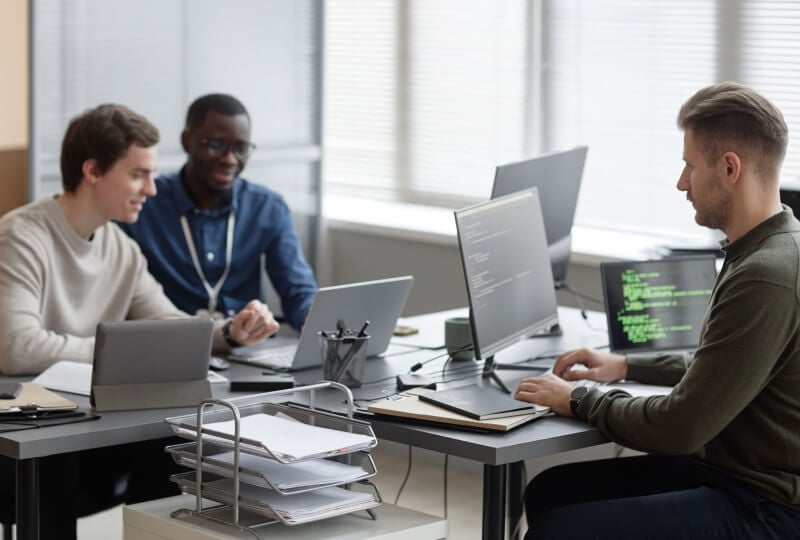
[394,445,413,505]
[561,281,607,332]
[560,281,604,305]
[409,345,473,373]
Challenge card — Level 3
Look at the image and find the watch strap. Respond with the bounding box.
[569,385,589,418]
[222,320,240,348]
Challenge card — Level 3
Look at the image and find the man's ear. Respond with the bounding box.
[721,151,742,186]
[81,159,101,185]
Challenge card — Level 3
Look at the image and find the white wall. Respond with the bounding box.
[321,226,604,316]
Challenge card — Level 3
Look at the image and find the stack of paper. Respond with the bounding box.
[170,448,371,490]
[183,413,375,462]
[32,361,92,396]
[174,474,379,525]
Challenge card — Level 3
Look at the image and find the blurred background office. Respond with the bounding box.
[4,0,800,314]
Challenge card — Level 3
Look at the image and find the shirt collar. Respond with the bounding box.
[173,166,240,216]
[722,206,800,260]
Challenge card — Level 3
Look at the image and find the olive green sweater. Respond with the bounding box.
[576,208,800,508]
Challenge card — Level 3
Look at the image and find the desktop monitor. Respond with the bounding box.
[491,146,588,287]
[454,188,560,362]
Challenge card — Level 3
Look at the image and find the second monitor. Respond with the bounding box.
[491,145,588,288]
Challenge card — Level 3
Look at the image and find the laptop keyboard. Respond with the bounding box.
[227,349,295,370]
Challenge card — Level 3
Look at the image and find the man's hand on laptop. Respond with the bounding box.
[553,348,627,383]
[228,300,280,346]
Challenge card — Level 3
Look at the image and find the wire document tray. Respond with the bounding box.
[166,442,377,495]
[164,381,382,537]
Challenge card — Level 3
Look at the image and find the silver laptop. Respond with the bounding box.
[227,276,414,371]
[90,318,214,409]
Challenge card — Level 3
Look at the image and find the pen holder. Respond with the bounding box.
[320,332,370,388]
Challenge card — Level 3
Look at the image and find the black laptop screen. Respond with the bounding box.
[601,256,717,353]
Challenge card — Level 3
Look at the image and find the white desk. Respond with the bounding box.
[123,496,448,540]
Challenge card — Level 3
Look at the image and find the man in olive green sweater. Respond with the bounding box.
[515,82,800,538]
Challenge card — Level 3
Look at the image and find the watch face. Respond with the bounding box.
[571,385,589,400]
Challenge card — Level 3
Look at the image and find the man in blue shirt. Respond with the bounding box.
[120,94,317,332]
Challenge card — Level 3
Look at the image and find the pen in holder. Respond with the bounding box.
[320,321,370,388]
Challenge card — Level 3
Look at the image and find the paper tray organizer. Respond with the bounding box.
[164,381,382,535]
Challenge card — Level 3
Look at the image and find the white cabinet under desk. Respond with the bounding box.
[123,495,448,540]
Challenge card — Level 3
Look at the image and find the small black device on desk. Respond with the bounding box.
[229,375,295,392]
[0,383,22,399]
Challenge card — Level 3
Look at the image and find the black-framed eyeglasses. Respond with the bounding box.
[200,138,256,159]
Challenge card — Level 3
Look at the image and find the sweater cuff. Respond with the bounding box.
[574,387,603,421]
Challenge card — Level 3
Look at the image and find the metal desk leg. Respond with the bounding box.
[16,458,39,540]
[483,463,507,540]
[508,461,525,540]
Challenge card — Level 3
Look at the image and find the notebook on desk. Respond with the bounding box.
[227,276,414,371]
[600,255,717,354]
[367,387,549,432]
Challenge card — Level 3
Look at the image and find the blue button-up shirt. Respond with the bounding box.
[118,170,317,331]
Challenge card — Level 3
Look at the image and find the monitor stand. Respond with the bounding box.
[482,355,548,395]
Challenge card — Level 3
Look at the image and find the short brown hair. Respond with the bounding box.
[60,104,160,193]
[677,82,788,182]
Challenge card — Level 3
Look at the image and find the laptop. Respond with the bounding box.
[90,317,214,409]
[227,276,414,371]
[600,255,717,354]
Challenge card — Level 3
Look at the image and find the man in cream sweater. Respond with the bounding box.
[0,104,280,375]
[0,103,280,538]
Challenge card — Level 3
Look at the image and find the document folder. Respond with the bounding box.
[367,388,549,432]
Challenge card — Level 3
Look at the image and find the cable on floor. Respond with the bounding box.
[393,445,413,505]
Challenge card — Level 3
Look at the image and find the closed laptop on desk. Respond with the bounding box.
[601,256,716,354]
[91,318,213,411]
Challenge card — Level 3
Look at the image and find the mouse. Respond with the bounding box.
[208,356,231,371]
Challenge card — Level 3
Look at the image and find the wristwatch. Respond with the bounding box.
[222,320,240,348]
[569,386,589,418]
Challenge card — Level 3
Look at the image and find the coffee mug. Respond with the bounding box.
[445,317,474,361]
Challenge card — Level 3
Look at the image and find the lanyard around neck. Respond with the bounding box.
[180,211,235,314]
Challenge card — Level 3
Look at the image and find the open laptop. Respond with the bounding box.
[227,276,414,371]
[600,255,717,354]
[90,317,214,409]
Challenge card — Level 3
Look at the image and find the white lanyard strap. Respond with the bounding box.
[180,211,235,314]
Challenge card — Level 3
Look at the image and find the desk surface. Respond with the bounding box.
[0,307,610,466]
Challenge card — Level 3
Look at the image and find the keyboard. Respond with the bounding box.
[574,379,603,389]
[227,348,295,370]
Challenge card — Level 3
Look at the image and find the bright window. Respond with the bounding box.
[324,0,800,241]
